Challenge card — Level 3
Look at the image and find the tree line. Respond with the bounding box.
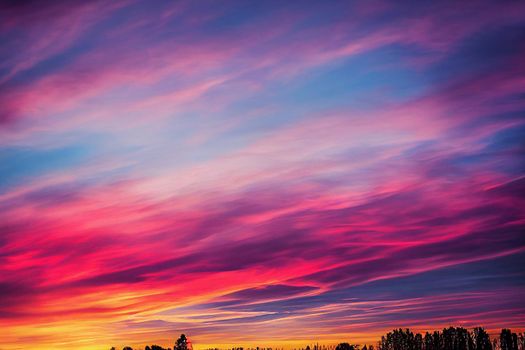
[111,328,525,350]
[345,327,524,350]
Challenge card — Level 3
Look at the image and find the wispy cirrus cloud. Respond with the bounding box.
[1,1,524,349]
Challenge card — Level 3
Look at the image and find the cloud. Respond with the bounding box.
[1,1,525,349]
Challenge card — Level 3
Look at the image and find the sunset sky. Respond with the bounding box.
[1,1,525,349]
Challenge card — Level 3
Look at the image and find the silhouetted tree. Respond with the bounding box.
[379,328,418,350]
[473,327,492,350]
[442,326,471,350]
[517,334,525,350]
[501,329,518,350]
[414,333,423,350]
[518,334,525,350]
[175,334,189,350]
[123,347,133,350]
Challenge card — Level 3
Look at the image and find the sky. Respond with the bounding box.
[1,1,525,349]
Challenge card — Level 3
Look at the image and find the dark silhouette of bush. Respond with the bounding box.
[149,345,169,350]
[336,342,357,350]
